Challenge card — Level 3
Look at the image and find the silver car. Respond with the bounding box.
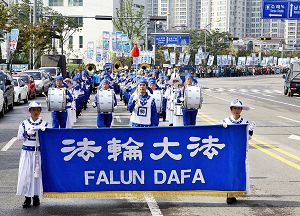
[23,70,51,95]
[39,67,62,80]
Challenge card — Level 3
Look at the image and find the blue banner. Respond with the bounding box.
[39,125,247,195]
[155,35,190,45]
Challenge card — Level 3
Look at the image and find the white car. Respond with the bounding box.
[23,70,51,95]
[39,67,62,80]
[0,89,4,117]
[13,77,28,104]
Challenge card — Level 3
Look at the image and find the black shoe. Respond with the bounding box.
[226,197,237,205]
[22,197,31,208]
[32,195,40,206]
[169,124,173,126]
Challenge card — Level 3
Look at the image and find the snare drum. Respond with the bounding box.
[174,104,183,116]
[47,88,67,111]
[184,86,203,109]
[97,89,114,113]
[152,90,162,113]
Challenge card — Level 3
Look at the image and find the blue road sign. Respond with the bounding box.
[262,1,289,19]
[288,2,300,19]
[155,35,190,45]
[155,36,167,45]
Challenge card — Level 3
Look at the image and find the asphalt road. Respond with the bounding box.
[0,74,299,216]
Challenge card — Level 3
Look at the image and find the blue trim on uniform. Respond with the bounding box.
[28,119,43,126]
[22,145,40,151]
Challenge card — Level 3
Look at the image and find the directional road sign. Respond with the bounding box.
[288,2,300,19]
[262,1,289,19]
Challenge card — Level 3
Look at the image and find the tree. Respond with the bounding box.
[43,7,81,55]
[112,0,145,43]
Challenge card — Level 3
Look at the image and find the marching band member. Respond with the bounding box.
[92,79,117,128]
[64,78,76,128]
[222,99,255,204]
[51,76,73,128]
[16,101,48,208]
[177,74,198,126]
[173,83,184,126]
[148,78,161,126]
[128,77,158,127]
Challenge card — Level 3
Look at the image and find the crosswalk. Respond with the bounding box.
[203,88,283,96]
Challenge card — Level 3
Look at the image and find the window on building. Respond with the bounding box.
[68,0,83,6]
[49,0,63,6]
[71,17,83,27]
[69,36,73,49]
[79,36,83,48]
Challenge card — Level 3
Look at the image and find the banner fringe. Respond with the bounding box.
[43,191,247,199]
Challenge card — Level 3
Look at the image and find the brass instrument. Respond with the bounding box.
[85,63,96,75]
[140,63,150,70]
[113,61,123,73]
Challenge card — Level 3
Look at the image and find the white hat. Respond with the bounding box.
[168,77,182,85]
[230,99,249,110]
[28,101,42,110]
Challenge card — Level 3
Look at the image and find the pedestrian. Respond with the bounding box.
[222,99,255,204]
[128,77,158,127]
[16,101,48,208]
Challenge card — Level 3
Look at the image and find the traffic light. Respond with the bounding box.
[149,16,167,21]
[261,37,271,40]
[95,15,113,20]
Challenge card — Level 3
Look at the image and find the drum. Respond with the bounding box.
[152,90,162,113]
[184,86,203,109]
[47,88,66,112]
[97,89,114,113]
[174,104,183,116]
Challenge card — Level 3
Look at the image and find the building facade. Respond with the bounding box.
[43,0,146,63]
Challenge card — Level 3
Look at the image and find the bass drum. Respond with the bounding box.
[97,89,114,113]
[47,88,67,112]
[152,90,162,113]
[184,86,203,109]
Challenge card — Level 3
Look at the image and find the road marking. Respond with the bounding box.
[238,92,300,108]
[262,94,276,98]
[1,137,17,151]
[203,92,255,110]
[199,113,300,171]
[273,90,282,94]
[144,193,163,216]
[278,116,300,123]
[289,135,300,141]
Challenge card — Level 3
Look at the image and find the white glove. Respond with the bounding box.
[222,122,228,128]
[27,128,36,136]
[114,106,118,110]
[179,97,184,102]
[248,121,256,131]
[133,94,139,102]
[92,102,97,108]
[40,127,47,132]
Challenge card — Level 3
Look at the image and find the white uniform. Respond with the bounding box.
[164,87,174,124]
[173,88,183,126]
[66,87,76,128]
[16,118,48,197]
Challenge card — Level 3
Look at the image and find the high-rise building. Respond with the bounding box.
[200,0,247,38]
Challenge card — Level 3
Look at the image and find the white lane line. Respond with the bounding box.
[144,193,163,216]
[278,116,300,123]
[262,94,276,98]
[228,89,236,92]
[240,89,247,93]
[251,89,260,93]
[264,90,272,94]
[1,137,17,151]
[273,90,282,94]
[203,92,255,110]
[288,135,300,141]
[238,92,300,108]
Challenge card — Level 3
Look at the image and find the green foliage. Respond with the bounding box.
[112,0,145,43]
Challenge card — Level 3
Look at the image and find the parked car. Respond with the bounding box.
[39,67,62,80]
[0,71,14,113]
[283,62,300,97]
[13,73,36,99]
[13,77,28,104]
[0,89,4,117]
[23,70,51,95]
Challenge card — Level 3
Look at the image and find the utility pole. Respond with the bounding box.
[32,0,37,69]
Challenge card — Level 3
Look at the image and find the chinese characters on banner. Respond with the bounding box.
[39,125,248,195]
